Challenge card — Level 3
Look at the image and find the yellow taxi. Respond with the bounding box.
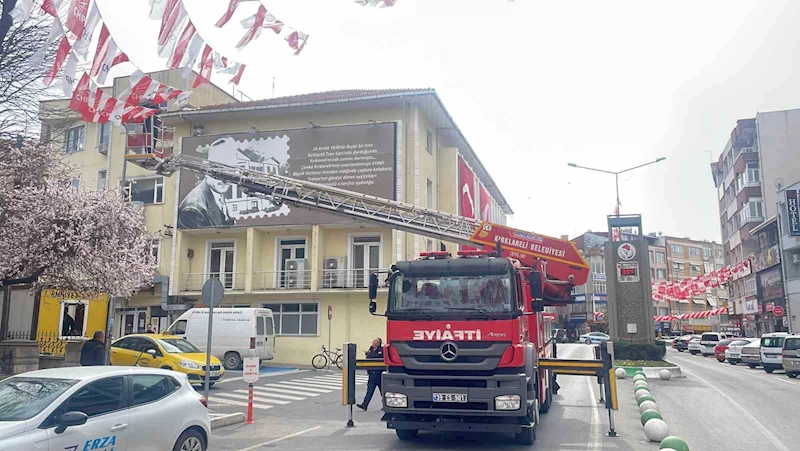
[110,333,225,385]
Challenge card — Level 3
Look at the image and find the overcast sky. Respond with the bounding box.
[100,0,800,242]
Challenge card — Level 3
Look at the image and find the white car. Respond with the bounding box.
[580,332,610,344]
[688,338,703,355]
[725,338,756,365]
[760,332,789,373]
[0,366,210,451]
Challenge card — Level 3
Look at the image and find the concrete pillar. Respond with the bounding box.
[245,228,255,292]
[310,225,322,291]
[0,340,40,375]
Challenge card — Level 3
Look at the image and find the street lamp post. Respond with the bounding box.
[567,157,666,215]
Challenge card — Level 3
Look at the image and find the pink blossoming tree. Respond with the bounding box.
[0,142,157,296]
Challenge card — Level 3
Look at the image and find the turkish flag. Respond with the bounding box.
[479,185,491,222]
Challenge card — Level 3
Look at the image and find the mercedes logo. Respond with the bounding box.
[440,341,458,362]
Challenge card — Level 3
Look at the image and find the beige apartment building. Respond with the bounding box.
[38,71,512,365]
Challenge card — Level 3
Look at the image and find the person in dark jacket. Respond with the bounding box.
[357,338,384,411]
[80,331,106,366]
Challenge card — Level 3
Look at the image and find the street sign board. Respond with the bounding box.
[617,242,636,261]
[202,278,224,307]
[617,262,640,283]
[786,189,800,237]
[243,357,260,383]
[773,305,785,317]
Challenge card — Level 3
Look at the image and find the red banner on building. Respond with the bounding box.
[458,156,475,219]
[479,185,491,222]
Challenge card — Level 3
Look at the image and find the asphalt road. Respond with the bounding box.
[647,347,800,451]
[209,344,661,451]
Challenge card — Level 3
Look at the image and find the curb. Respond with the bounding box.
[210,413,245,429]
[619,366,684,378]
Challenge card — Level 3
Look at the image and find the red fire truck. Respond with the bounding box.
[126,151,589,445]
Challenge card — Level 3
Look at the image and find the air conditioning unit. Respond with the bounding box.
[285,259,306,289]
[792,254,800,264]
[323,257,347,288]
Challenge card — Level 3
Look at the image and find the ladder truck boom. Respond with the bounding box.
[128,152,589,300]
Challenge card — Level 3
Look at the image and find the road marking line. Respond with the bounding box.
[585,375,602,450]
[774,377,799,386]
[683,369,791,451]
[254,386,319,397]
[243,389,305,400]
[235,426,323,451]
[294,379,346,389]
[215,377,243,385]
[277,382,333,393]
[216,391,290,405]
[208,397,272,410]
[305,376,367,386]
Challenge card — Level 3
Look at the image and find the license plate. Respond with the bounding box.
[766,354,779,358]
[792,361,800,367]
[432,393,467,403]
[209,371,220,377]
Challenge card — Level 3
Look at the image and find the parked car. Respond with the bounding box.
[0,366,210,451]
[713,338,737,362]
[688,338,703,355]
[110,334,225,386]
[725,338,756,365]
[167,307,276,370]
[672,335,699,352]
[553,328,568,343]
[781,334,800,378]
[741,340,762,368]
[580,331,610,344]
[760,332,789,373]
[700,332,728,357]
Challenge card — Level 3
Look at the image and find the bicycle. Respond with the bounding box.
[311,345,343,369]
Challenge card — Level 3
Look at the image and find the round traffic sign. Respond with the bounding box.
[202,278,224,307]
[773,306,785,317]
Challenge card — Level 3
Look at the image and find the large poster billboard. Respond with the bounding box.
[479,185,491,222]
[177,123,396,228]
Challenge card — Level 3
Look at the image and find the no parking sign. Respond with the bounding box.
[243,357,260,383]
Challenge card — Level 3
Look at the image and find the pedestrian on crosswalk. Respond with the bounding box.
[357,338,384,411]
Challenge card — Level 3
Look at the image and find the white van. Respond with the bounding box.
[700,332,728,356]
[760,332,789,374]
[167,308,275,370]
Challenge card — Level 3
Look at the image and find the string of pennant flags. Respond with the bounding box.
[9,0,396,126]
[654,308,728,322]
[650,258,751,304]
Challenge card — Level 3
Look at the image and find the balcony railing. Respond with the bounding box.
[179,273,246,292]
[738,210,763,228]
[319,268,388,290]
[252,270,312,291]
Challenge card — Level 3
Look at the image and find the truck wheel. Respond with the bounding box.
[765,367,775,374]
[515,425,536,446]
[224,352,242,370]
[788,373,798,379]
[395,429,418,440]
[747,363,757,369]
[539,372,552,414]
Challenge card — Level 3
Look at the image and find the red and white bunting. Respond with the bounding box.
[41,0,60,17]
[149,0,171,19]
[69,73,91,112]
[355,0,397,7]
[193,45,214,88]
[90,24,122,84]
[123,71,162,105]
[61,53,78,97]
[173,91,193,109]
[73,1,101,58]
[237,5,267,49]
[10,0,36,22]
[31,19,63,67]
[66,0,91,37]
[229,64,246,85]
[169,21,197,69]
[43,36,72,87]
[157,1,187,58]
[216,0,241,27]
[180,34,205,79]
[285,30,309,55]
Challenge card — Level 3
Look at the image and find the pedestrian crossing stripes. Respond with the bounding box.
[208,373,370,411]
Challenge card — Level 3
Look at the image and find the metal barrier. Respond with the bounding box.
[539,342,618,436]
[341,341,618,436]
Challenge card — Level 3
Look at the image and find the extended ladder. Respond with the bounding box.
[129,153,481,246]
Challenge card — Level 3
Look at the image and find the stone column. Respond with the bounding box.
[0,340,40,375]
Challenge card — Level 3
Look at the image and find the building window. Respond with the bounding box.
[656,268,667,279]
[59,300,89,339]
[745,277,756,294]
[125,177,164,205]
[65,126,85,154]
[689,247,700,257]
[261,302,318,335]
[70,178,80,191]
[592,281,606,294]
[703,247,712,258]
[426,178,434,209]
[655,252,665,263]
[208,241,236,289]
[351,235,380,287]
[96,170,107,190]
[746,162,760,184]
[704,262,713,273]
[591,260,604,274]
[672,261,685,271]
[98,123,111,153]
[649,251,654,263]
[426,129,433,155]
[670,244,683,254]
[746,198,763,219]
[690,264,701,274]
